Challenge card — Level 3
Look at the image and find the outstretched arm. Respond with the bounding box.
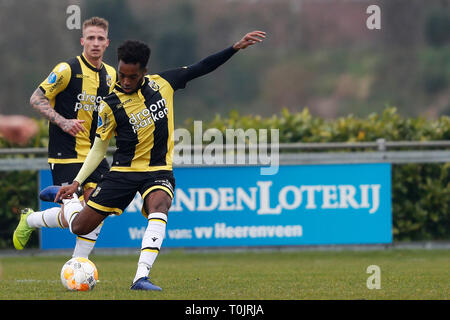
[160,30,266,90]
[30,88,85,137]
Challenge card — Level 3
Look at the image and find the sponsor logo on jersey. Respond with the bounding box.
[74,90,104,112]
[116,98,132,109]
[99,109,110,134]
[129,98,168,133]
[155,179,174,194]
[48,75,65,93]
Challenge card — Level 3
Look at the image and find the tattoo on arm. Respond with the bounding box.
[30,88,69,130]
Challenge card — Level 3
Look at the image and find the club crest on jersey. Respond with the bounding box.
[91,187,101,198]
[148,80,160,91]
[106,74,113,87]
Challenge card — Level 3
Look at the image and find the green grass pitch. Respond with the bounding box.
[0,249,448,300]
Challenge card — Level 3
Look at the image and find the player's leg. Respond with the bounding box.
[26,163,78,229]
[69,205,107,236]
[12,206,64,250]
[71,186,103,258]
[72,170,137,256]
[51,160,110,257]
[67,181,112,241]
[71,158,110,257]
[13,164,72,250]
[26,182,105,257]
[131,174,175,290]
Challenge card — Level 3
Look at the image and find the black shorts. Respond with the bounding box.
[86,170,175,217]
[49,158,110,191]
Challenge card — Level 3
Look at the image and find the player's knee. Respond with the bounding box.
[70,218,94,235]
[70,206,106,235]
[148,202,170,214]
[60,205,69,228]
[145,190,172,214]
[70,221,86,235]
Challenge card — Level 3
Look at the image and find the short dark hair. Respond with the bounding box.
[117,40,151,69]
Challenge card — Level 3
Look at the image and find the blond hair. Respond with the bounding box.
[82,17,109,34]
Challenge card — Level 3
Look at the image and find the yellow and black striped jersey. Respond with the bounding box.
[96,45,238,172]
[97,74,175,172]
[39,53,117,164]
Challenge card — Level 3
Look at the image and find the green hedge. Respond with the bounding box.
[0,118,47,249]
[185,107,450,142]
[0,108,448,249]
[0,171,39,248]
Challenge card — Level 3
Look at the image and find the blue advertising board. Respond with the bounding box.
[39,163,392,249]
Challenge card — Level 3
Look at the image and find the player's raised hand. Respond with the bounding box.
[233,31,266,50]
[61,119,85,137]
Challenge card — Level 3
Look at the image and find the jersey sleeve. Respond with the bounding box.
[157,67,190,91]
[96,100,116,141]
[73,137,109,185]
[158,46,238,91]
[38,62,71,101]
